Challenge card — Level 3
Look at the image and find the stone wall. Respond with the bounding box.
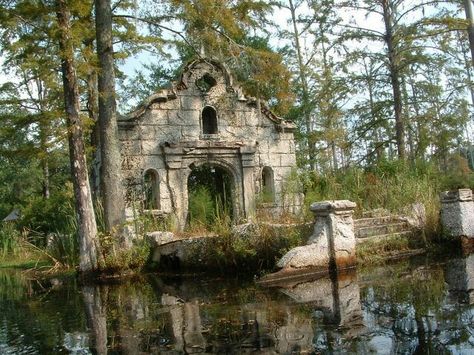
[118,59,301,229]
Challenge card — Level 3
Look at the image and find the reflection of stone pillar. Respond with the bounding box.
[336,273,364,333]
[275,314,313,354]
[162,294,185,352]
[240,146,256,220]
[183,301,206,353]
[162,294,206,352]
[278,272,363,332]
[440,189,474,244]
[445,253,474,304]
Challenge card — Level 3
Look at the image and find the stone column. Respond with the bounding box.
[276,200,357,273]
[163,146,187,230]
[240,146,256,220]
[310,200,357,271]
[440,189,474,243]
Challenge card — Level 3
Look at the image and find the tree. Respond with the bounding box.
[56,0,101,272]
[124,0,293,115]
[95,0,125,238]
[279,0,350,171]
[464,0,474,67]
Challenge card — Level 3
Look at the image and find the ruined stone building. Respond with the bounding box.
[118,59,301,229]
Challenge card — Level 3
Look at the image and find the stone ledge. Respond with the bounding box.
[310,200,357,215]
[440,188,473,203]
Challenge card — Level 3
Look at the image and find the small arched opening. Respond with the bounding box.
[143,169,160,210]
[261,166,275,203]
[195,73,217,92]
[202,106,218,135]
[187,163,233,227]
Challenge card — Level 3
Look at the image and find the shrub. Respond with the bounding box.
[185,222,303,274]
[0,223,22,259]
[20,183,75,244]
[299,158,474,239]
[101,238,150,273]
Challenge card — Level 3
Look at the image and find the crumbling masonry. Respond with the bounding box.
[118,59,302,229]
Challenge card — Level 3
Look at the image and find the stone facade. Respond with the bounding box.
[118,59,301,229]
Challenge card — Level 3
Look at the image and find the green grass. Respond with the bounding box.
[300,158,474,239]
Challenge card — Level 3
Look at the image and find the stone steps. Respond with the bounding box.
[356,231,414,244]
[354,214,414,243]
[356,221,410,239]
[354,216,403,228]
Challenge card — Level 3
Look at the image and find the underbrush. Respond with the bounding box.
[356,233,426,265]
[301,158,474,240]
[1,189,152,274]
[182,215,304,275]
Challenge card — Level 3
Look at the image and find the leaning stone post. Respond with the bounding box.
[276,200,357,273]
[310,200,357,271]
[440,189,474,245]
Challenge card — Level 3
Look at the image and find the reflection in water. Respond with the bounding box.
[0,253,473,354]
[83,285,107,354]
[445,253,474,304]
[162,294,207,353]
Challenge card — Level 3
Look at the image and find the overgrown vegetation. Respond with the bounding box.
[1,0,474,273]
[184,216,304,274]
[300,158,474,238]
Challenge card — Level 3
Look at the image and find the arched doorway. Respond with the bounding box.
[187,163,234,227]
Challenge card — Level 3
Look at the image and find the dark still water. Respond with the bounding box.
[1,253,473,354]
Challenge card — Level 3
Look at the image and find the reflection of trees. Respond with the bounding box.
[0,270,88,353]
[360,262,453,353]
[2,257,474,354]
[82,285,108,354]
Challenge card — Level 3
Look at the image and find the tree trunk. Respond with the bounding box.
[95,0,126,237]
[87,68,101,198]
[464,0,474,68]
[56,0,101,273]
[288,0,316,170]
[382,0,405,160]
[83,29,101,198]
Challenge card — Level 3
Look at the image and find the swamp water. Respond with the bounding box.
[0,253,473,354]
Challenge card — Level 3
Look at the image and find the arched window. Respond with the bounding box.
[144,169,160,210]
[202,106,218,135]
[261,167,275,203]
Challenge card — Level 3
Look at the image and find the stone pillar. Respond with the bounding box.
[440,189,474,242]
[240,146,256,220]
[275,200,356,273]
[310,200,357,270]
[163,146,187,230]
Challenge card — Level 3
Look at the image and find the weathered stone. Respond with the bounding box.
[440,189,474,239]
[118,58,302,231]
[277,200,357,272]
[277,242,330,270]
[146,231,176,246]
[400,202,426,230]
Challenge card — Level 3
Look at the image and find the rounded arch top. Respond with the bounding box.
[180,58,235,90]
[187,158,239,184]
